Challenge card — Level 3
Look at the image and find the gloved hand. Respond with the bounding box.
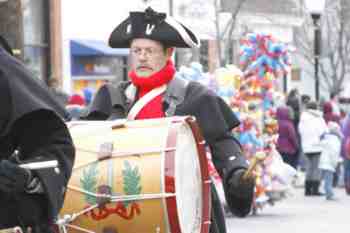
[0,160,32,194]
[227,169,255,199]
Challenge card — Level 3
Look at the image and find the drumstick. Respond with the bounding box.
[19,160,58,170]
[242,152,266,180]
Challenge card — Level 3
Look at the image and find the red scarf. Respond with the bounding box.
[129,60,175,119]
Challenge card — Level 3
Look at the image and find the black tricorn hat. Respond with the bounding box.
[108,7,200,49]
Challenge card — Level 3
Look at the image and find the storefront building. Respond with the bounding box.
[0,0,62,85]
[69,39,128,93]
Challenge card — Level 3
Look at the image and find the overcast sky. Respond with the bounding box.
[61,0,169,41]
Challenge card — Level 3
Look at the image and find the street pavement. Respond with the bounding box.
[226,187,349,233]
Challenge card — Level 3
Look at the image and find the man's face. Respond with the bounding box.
[130,38,171,77]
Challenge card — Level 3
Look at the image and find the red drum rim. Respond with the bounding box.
[164,116,210,233]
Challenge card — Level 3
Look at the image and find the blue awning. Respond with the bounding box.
[70,39,129,56]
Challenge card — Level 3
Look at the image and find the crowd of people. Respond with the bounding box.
[276,89,350,200]
[48,79,95,121]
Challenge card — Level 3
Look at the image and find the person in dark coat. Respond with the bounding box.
[286,88,301,128]
[286,89,303,168]
[0,36,75,233]
[82,7,254,233]
[276,106,299,169]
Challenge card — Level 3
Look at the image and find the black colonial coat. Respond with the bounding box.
[0,47,75,230]
[84,77,254,231]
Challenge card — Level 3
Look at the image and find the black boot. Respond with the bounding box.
[304,180,312,196]
[311,181,324,196]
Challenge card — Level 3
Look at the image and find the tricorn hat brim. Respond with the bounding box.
[108,7,200,49]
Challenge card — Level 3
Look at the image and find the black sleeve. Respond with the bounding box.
[209,134,253,217]
[209,133,248,176]
[193,91,252,217]
[175,83,253,217]
[13,110,75,221]
[0,72,11,134]
[178,85,240,145]
[181,86,246,171]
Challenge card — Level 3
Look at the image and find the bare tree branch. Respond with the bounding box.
[320,58,332,89]
[295,0,350,95]
[214,0,224,66]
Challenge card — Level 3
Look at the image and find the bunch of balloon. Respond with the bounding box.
[232,32,296,214]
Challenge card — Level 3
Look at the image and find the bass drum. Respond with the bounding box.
[57,117,210,233]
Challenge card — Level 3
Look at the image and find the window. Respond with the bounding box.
[22,0,49,80]
[291,67,301,81]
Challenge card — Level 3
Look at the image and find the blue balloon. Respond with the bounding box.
[240,45,255,63]
[246,33,258,44]
[239,132,263,148]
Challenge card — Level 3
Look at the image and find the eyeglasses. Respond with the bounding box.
[130,47,163,58]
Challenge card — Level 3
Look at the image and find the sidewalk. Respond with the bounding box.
[226,186,349,233]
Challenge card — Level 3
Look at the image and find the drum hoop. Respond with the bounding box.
[185,117,211,233]
[164,117,211,233]
[164,120,181,233]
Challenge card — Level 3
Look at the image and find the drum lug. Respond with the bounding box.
[98,142,114,160]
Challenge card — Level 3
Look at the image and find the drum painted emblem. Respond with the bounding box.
[80,161,142,221]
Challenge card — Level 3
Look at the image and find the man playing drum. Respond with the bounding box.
[0,36,75,233]
[84,7,254,233]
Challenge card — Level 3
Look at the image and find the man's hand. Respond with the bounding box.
[0,160,31,194]
[227,169,255,199]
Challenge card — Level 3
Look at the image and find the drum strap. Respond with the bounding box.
[163,76,189,117]
[127,85,167,120]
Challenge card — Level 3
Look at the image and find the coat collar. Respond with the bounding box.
[124,74,189,116]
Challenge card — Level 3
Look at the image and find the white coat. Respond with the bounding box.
[299,109,328,154]
[319,133,341,172]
